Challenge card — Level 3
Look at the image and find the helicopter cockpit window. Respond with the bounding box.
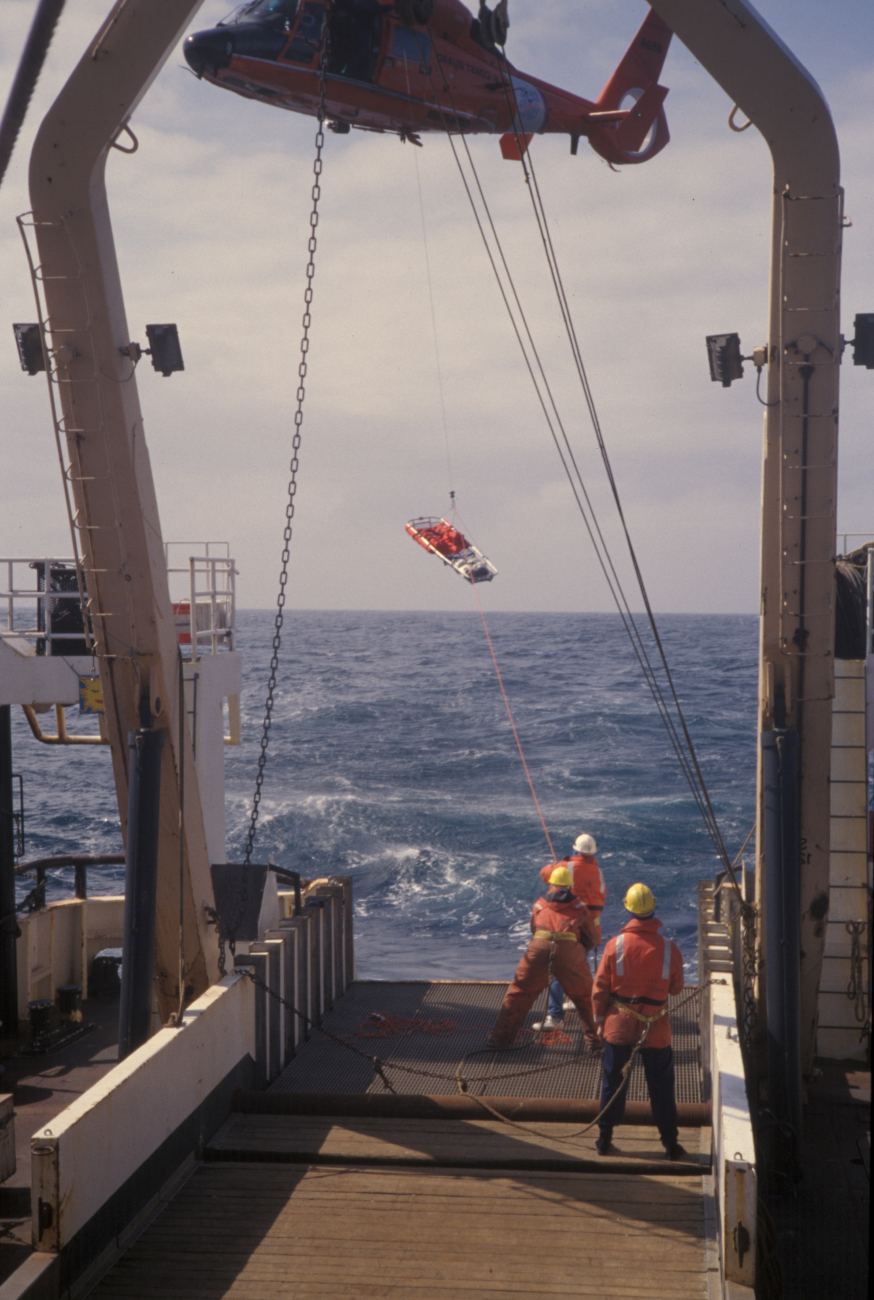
[224,0,299,26]
[390,26,430,68]
[281,0,325,62]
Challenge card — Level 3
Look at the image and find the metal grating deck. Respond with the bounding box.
[272,981,703,1103]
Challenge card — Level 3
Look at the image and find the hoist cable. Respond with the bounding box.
[493,69,725,851]
[401,55,454,492]
[412,149,454,493]
[438,134,711,834]
[461,52,730,870]
[407,61,554,860]
[494,53,732,869]
[419,32,732,874]
[419,72,708,827]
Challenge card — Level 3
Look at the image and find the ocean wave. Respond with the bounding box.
[13,610,758,980]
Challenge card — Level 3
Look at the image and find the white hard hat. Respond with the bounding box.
[573,833,597,855]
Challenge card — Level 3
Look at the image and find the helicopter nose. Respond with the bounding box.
[184,29,235,77]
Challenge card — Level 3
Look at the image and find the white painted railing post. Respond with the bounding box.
[711,981,757,1295]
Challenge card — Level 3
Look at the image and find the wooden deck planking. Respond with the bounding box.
[96,1282,706,1295]
[90,1160,713,1299]
[207,1114,708,1169]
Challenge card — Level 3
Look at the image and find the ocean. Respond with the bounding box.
[12,610,758,982]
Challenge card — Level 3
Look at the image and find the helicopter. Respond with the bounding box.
[184,1,673,165]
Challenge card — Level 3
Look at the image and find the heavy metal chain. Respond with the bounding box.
[238,964,725,1100]
[242,20,331,874]
[211,20,331,979]
[239,966,593,1087]
[846,920,868,1025]
[741,905,758,1055]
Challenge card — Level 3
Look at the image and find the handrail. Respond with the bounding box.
[15,852,125,876]
[14,852,125,904]
[22,704,106,745]
[269,865,302,916]
[0,555,91,654]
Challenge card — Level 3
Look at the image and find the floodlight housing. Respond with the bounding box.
[145,323,184,376]
[706,333,744,387]
[852,313,874,369]
[13,322,45,375]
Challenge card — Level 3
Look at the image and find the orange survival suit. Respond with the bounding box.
[593,916,684,1049]
[489,887,599,1048]
[540,852,606,937]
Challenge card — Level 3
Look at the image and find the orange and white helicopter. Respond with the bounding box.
[184,0,673,165]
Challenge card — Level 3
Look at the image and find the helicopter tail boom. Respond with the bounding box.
[587,6,673,164]
[614,79,669,154]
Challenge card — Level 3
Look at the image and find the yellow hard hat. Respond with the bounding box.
[624,883,656,916]
[549,865,574,888]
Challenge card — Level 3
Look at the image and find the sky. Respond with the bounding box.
[1,0,872,614]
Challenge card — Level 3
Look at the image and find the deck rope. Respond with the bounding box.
[238,967,724,1128]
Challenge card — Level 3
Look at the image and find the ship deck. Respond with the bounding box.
[0,999,120,1287]
[87,980,718,1299]
[267,980,705,1102]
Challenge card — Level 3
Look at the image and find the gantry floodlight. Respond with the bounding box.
[12,322,45,375]
[851,313,874,369]
[144,323,184,376]
[706,333,744,387]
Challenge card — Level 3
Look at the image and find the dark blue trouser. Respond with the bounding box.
[599,1042,679,1149]
[548,950,597,1020]
[547,977,566,1020]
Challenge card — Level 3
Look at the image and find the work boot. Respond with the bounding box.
[666,1142,688,1161]
[532,1015,562,1031]
[486,1032,514,1049]
[595,1132,613,1156]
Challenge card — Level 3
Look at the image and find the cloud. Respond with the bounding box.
[1,0,871,613]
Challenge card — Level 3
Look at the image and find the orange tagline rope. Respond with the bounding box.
[345,1013,458,1039]
[451,503,557,864]
[339,1013,577,1048]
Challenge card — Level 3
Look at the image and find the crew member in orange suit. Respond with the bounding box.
[593,882,686,1159]
[535,832,606,1030]
[488,866,599,1049]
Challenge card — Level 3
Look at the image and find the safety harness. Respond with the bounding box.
[608,928,673,1025]
[611,997,669,1025]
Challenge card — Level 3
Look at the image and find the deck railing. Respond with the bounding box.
[0,556,91,655]
[699,878,758,1298]
[1,548,238,661]
[164,541,237,659]
[25,874,354,1290]
[251,876,355,1079]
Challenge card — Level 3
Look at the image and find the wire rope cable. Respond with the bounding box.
[414,151,455,492]
[0,0,66,188]
[403,58,454,493]
[404,53,555,861]
[240,963,722,1153]
[494,64,734,874]
[418,28,740,885]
